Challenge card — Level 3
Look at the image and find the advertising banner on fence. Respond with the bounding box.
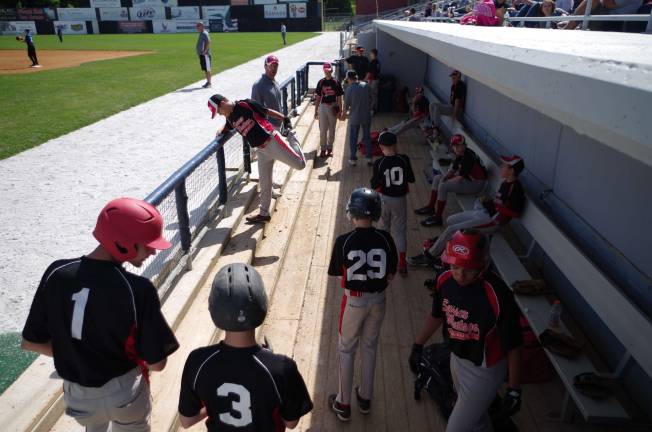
[202,6,231,21]
[288,2,307,17]
[0,9,17,20]
[53,21,88,35]
[176,19,207,32]
[57,8,96,21]
[132,0,178,6]
[99,7,128,21]
[90,0,121,7]
[169,6,200,20]
[130,6,166,20]
[231,0,249,5]
[279,0,306,2]
[118,21,148,33]
[264,4,287,18]
[152,20,177,33]
[17,8,55,21]
[0,21,37,35]
[253,0,276,4]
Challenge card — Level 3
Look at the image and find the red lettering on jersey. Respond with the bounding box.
[442,299,480,341]
[233,117,256,136]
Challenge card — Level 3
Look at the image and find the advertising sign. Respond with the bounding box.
[132,0,178,6]
[129,6,165,20]
[118,21,148,33]
[53,21,88,35]
[17,8,55,21]
[279,0,306,2]
[57,8,96,21]
[169,6,200,20]
[202,6,231,21]
[90,0,121,7]
[175,19,207,32]
[264,4,286,18]
[288,2,307,17]
[0,21,37,35]
[231,0,249,5]
[99,7,128,21]
[0,9,17,20]
[152,20,177,33]
[253,0,276,4]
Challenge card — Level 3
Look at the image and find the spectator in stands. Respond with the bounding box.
[431,70,466,137]
[461,0,502,25]
[342,70,373,166]
[409,156,526,269]
[624,0,652,32]
[365,48,381,114]
[413,134,488,228]
[425,2,434,17]
[516,0,566,27]
[346,47,369,85]
[555,0,575,12]
[494,0,510,20]
[561,0,642,29]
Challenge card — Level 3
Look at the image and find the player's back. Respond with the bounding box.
[372,153,415,197]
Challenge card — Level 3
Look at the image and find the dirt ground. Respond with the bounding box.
[0,50,150,74]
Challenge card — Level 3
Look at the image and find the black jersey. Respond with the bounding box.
[346,55,369,81]
[450,80,466,108]
[223,99,274,148]
[413,94,429,115]
[483,179,525,224]
[22,257,179,387]
[179,342,313,431]
[328,227,398,293]
[370,154,415,197]
[315,77,344,104]
[368,59,381,80]
[431,270,522,367]
[451,148,487,181]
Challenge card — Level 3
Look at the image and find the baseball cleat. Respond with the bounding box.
[319,149,327,158]
[348,159,357,166]
[202,82,212,88]
[414,206,435,215]
[328,394,351,421]
[355,387,371,414]
[421,214,443,227]
[245,213,271,224]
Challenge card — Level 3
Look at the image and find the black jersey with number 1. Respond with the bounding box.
[328,227,398,293]
[370,154,415,197]
[179,342,313,431]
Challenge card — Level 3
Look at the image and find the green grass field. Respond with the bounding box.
[0,32,317,160]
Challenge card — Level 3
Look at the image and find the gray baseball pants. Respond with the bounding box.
[63,368,151,432]
[378,194,407,252]
[336,289,386,405]
[318,103,337,152]
[446,354,507,432]
[433,102,455,125]
[369,79,379,112]
[429,201,498,257]
[432,173,486,197]
[257,130,306,216]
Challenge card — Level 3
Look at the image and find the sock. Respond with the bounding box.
[427,190,438,208]
[399,252,407,267]
[435,200,446,217]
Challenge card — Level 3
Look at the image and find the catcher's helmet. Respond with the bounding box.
[93,198,171,262]
[441,229,489,270]
[346,188,382,221]
[209,263,268,332]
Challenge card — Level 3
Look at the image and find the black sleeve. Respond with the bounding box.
[137,283,179,365]
[336,81,344,96]
[385,231,398,275]
[22,263,59,343]
[178,351,203,417]
[430,287,443,318]
[243,98,269,117]
[455,82,466,102]
[315,79,323,96]
[370,159,382,190]
[222,120,234,133]
[280,358,314,421]
[403,155,416,183]
[496,285,524,352]
[327,236,344,276]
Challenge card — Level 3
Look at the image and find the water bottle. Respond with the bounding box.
[548,300,562,331]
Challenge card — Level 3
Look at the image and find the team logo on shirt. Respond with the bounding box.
[233,117,255,136]
[442,299,480,341]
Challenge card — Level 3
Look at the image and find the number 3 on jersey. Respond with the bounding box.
[217,383,253,427]
[347,249,387,281]
[383,166,403,187]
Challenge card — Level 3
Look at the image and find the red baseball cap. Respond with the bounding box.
[356,46,365,52]
[208,94,226,119]
[265,55,279,65]
[500,155,525,174]
[323,62,333,71]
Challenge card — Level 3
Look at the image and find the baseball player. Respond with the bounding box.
[327,188,398,421]
[178,263,313,430]
[21,197,179,431]
[409,229,523,432]
[364,49,381,114]
[410,155,525,268]
[16,28,40,68]
[370,131,415,276]
[345,46,369,85]
[208,94,306,223]
[196,22,212,88]
[314,62,344,158]
[414,134,487,227]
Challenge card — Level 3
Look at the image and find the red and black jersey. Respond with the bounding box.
[328,227,398,293]
[179,342,313,431]
[22,256,179,387]
[315,78,344,104]
[413,94,430,115]
[370,154,415,197]
[431,270,522,367]
[223,99,274,148]
[483,179,525,224]
[450,81,466,108]
[451,148,487,181]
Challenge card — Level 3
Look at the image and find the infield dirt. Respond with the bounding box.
[0,49,150,74]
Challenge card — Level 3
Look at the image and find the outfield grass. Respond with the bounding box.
[0,32,317,160]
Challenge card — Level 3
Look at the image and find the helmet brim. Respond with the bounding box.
[147,236,172,250]
[441,252,484,270]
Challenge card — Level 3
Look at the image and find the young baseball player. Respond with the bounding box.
[21,197,179,431]
[327,188,398,421]
[410,155,525,268]
[16,28,40,67]
[208,94,306,223]
[370,131,415,276]
[315,62,344,158]
[414,134,487,227]
[409,229,523,431]
[178,263,313,430]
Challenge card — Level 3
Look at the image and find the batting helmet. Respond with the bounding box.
[346,188,382,221]
[378,131,397,146]
[441,229,489,270]
[93,198,171,262]
[209,263,268,332]
[451,134,466,147]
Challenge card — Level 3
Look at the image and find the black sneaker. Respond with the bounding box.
[421,214,443,227]
[245,213,271,224]
[328,394,351,421]
[407,252,437,267]
[414,206,435,215]
[355,387,371,414]
[202,82,212,88]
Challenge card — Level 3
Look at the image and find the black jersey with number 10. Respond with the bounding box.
[370,154,416,197]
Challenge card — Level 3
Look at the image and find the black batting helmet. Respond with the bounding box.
[346,188,382,221]
[208,263,268,332]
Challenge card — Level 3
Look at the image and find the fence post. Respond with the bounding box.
[282,86,289,116]
[303,66,309,97]
[647,9,652,33]
[243,142,251,174]
[216,144,228,204]
[581,0,592,30]
[291,79,297,111]
[174,181,193,270]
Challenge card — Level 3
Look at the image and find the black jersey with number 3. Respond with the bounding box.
[22,256,179,387]
[328,227,398,293]
[179,342,313,431]
[370,154,415,197]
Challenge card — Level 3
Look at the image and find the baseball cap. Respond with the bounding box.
[449,70,461,77]
[346,70,357,80]
[356,46,365,52]
[265,55,279,66]
[323,62,333,71]
[208,94,226,119]
[500,155,525,175]
[451,134,466,146]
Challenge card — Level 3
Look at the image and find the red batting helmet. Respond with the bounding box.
[93,198,171,262]
[451,134,466,146]
[441,229,489,270]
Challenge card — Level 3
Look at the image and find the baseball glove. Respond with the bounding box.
[16,36,21,41]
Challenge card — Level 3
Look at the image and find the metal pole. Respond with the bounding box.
[291,79,297,111]
[174,181,193,270]
[646,9,652,33]
[243,142,251,174]
[216,145,228,204]
[282,86,289,116]
[296,70,301,100]
[581,0,593,30]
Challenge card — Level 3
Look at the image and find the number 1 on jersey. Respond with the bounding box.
[383,166,404,187]
[71,288,90,340]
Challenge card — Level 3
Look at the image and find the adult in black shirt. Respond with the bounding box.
[346,46,369,84]
[22,197,179,431]
[432,70,467,133]
[315,62,344,157]
[365,48,381,113]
